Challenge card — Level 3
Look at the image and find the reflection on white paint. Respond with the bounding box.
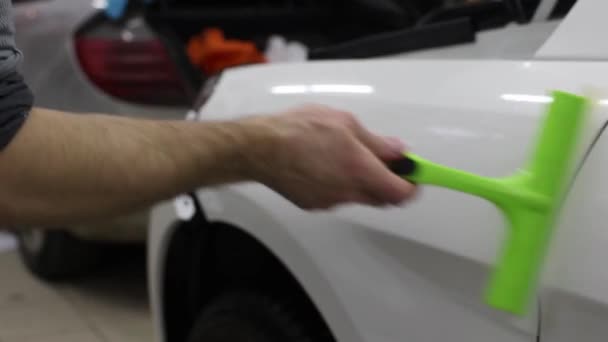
[92,0,108,9]
[272,85,309,94]
[503,94,608,106]
[271,84,374,95]
[429,127,504,140]
[501,94,553,103]
[430,127,480,139]
[309,85,374,94]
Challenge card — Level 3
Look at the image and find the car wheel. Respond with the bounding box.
[16,229,106,281]
[187,291,329,342]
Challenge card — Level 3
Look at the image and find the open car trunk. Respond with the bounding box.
[140,0,545,92]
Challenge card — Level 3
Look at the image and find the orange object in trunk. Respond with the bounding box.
[187,28,267,75]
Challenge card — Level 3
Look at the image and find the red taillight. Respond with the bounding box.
[75,37,190,106]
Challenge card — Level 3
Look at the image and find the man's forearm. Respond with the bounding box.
[0,107,272,226]
[0,104,416,227]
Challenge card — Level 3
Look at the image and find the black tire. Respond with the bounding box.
[187,291,333,342]
[16,229,107,282]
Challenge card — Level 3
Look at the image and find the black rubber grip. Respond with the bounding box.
[387,157,417,176]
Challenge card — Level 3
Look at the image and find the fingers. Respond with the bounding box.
[358,130,405,160]
[338,112,415,206]
[345,114,405,161]
[383,137,407,159]
[355,146,417,206]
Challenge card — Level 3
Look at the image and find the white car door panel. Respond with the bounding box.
[199,59,608,262]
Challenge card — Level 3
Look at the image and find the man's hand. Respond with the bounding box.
[245,105,416,210]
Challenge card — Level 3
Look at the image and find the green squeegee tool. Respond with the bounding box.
[389,90,590,315]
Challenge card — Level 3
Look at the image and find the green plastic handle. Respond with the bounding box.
[393,90,589,314]
[404,154,550,211]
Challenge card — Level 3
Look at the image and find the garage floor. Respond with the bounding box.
[0,233,152,342]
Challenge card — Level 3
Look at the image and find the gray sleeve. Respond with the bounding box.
[0,0,34,150]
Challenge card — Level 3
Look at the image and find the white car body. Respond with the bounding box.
[148,1,608,341]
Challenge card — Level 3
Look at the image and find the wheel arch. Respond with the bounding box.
[151,190,359,342]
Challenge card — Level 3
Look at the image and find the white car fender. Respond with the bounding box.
[195,185,365,342]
